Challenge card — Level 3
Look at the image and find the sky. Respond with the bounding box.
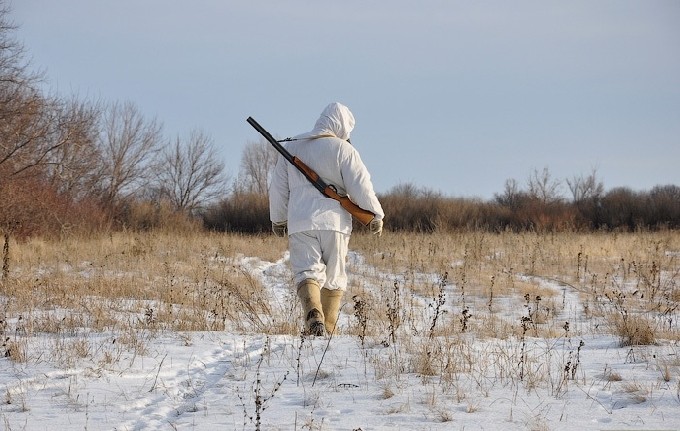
[9,1,680,199]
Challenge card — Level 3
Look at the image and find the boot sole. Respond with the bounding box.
[308,321,326,337]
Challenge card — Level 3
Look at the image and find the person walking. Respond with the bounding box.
[269,102,384,336]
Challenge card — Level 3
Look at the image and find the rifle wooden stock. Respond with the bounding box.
[291,157,375,226]
[247,116,375,226]
[326,188,376,226]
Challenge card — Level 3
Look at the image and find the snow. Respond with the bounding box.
[1,250,679,430]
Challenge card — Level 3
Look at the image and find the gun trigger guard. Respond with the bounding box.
[329,185,337,193]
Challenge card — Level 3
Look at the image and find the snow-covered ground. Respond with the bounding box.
[1,251,679,430]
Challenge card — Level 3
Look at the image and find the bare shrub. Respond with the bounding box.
[611,312,656,347]
[203,192,271,233]
[379,183,442,232]
[120,199,201,232]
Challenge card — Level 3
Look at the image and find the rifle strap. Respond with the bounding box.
[277,134,334,143]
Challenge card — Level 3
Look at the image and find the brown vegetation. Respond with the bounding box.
[1,230,677,385]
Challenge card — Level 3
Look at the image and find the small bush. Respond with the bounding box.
[612,313,656,347]
[203,192,270,233]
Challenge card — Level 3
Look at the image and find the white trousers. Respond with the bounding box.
[289,230,350,291]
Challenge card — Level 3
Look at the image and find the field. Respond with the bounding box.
[1,230,679,430]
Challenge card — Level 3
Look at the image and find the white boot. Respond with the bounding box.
[321,288,344,335]
[297,279,325,336]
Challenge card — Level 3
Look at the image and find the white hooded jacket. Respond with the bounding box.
[269,102,384,235]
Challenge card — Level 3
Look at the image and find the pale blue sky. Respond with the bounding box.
[11,1,680,198]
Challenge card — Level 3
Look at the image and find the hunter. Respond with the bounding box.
[269,102,384,336]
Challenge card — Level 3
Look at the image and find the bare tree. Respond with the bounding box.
[495,178,523,208]
[388,182,421,199]
[235,138,277,195]
[0,1,42,108]
[96,100,163,211]
[527,167,563,204]
[566,168,604,203]
[155,129,229,213]
[38,96,101,200]
[0,2,52,178]
[1,1,46,278]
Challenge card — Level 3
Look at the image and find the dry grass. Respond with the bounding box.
[0,229,678,400]
[350,230,680,343]
[0,231,287,366]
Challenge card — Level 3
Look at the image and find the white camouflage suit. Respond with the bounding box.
[269,102,384,292]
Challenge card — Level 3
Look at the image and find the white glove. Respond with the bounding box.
[272,221,287,237]
[369,218,383,236]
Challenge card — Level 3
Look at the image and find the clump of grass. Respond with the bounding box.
[3,338,27,363]
[412,341,436,377]
[381,384,395,399]
[621,381,648,403]
[612,312,656,347]
[606,370,623,382]
[604,287,657,346]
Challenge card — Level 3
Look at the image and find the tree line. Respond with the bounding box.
[202,164,680,234]
[378,178,680,233]
[2,0,679,255]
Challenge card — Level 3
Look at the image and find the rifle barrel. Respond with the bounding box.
[246,117,294,164]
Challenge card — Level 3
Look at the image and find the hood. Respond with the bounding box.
[296,102,355,141]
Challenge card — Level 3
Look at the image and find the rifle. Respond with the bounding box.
[247,116,375,226]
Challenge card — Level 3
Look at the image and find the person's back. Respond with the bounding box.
[278,135,380,234]
[269,102,384,335]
